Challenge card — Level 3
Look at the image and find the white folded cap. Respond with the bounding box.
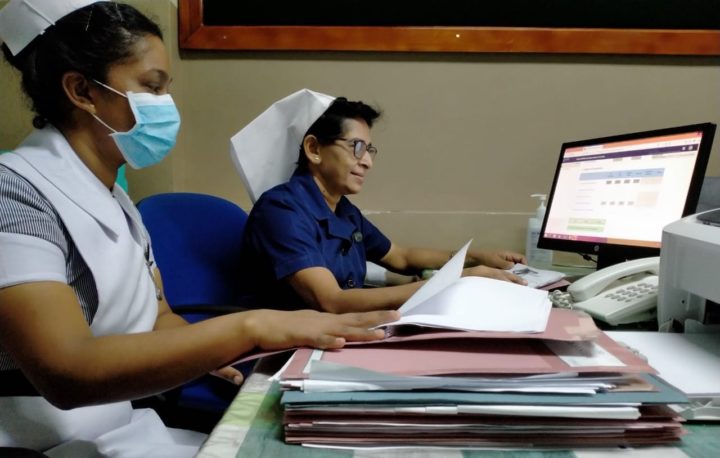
[0,0,103,56]
[231,88,335,203]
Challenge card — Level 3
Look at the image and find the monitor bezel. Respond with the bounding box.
[537,122,716,269]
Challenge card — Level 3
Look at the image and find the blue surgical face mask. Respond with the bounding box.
[91,80,181,169]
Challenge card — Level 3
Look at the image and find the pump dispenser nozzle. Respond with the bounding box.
[530,194,547,219]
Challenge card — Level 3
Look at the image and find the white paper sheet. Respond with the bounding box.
[545,340,626,368]
[607,331,720,398]
[296,360,618,393]
[398,240,472,315]
[508,263,566,289]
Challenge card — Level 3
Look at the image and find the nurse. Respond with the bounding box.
[0,2,397,455]
[233,91,528,313]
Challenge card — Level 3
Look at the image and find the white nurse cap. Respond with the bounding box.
[0,0,104,56]
[231,88,335,203]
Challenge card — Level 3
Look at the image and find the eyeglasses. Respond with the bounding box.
[333,137,378,160]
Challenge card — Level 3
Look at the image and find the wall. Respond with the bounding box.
[2,0,719,259]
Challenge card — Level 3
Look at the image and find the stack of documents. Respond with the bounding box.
[279,315,688,448]
[277,243,688,449]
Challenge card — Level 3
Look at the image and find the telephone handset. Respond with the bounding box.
[567,257,660,325]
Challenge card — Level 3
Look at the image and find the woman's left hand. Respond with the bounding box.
[462,265,527,285]
[469,250,527,269]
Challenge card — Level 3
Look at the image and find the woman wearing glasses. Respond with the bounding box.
[236,95,527,313]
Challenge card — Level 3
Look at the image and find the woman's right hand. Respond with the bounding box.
[244,309,400,351]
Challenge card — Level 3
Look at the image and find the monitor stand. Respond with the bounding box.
[594,245,660,270]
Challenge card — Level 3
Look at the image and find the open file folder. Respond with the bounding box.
[380,240,552,333]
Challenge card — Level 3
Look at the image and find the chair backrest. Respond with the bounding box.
[136,192,248,308]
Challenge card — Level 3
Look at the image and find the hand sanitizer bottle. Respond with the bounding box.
[525,194,553,267]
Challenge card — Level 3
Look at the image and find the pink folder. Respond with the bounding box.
[282,331,656,379]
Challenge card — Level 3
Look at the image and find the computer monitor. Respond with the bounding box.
[538,123,716,270]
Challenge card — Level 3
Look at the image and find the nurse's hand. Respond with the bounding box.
[245,309,400,351]
[469,249,527,269]
[462,265,527,285]
[211,366,244,386]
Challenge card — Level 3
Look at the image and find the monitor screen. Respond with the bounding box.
[538,123,716,269]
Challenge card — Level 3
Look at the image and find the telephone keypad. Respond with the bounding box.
[570,275,659,325]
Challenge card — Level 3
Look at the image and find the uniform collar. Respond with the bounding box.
[291,170,356,240]
[14,126,125,239]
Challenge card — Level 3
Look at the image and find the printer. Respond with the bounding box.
[658,211,720,327]
[655,211,720,420]
[608,211,720,421]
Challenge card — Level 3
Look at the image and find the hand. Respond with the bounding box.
[469,249,527,269]
[245,309,400,352]
[462,265,527,285]
[211,365,244,386]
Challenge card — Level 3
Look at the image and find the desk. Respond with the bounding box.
[197,354,720,458]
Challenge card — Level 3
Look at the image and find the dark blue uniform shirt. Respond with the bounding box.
[237,170,391,310]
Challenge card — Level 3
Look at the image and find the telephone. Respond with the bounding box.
[567,257,660,326]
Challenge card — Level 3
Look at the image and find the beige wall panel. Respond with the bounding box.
[172,50,719,251]
[362,211,529,251]
[0,0,32,148]
[1,0,718,253]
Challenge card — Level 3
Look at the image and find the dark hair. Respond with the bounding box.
[297,97,382,170]
[1,2,162,129]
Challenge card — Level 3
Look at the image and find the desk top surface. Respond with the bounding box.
[197,353,720,458]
